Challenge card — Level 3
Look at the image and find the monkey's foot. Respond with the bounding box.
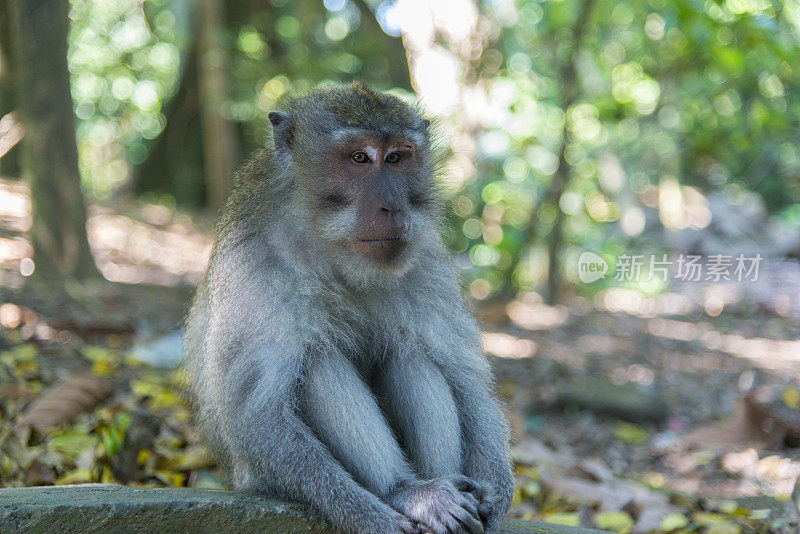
[386,478,484,534]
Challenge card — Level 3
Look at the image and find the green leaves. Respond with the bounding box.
[449,0,800,299]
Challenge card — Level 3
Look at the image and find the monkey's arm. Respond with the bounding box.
[451,376,514,532]
[421,285,514,532]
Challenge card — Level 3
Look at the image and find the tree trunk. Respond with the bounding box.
[133,43,206,206]
[0,0,21,177]
[11,0,98,280]
[538,0,596,304]
[196,0,239,212]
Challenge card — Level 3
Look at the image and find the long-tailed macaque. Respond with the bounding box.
[183,82,513,534]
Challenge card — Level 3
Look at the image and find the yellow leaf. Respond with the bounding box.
[515,465,539,479]
[14,360,37,375]
[92,359,117,376]
[101,465,116,484]
[544,513,580,527]
[747,509,770,520]
[714,500,738,514]
[171,407,191,422]
[130,379,182,408]
[781,386,800,409]
[155,470,185,487]
[707,520,742,534]
[49,430,98,458]
[595,511,634,534]
[137,449,150,466]
[694,512,726,526]
[614,421,648,445]
[81,346,114,362]
[55,468,94,485]
[498,381,517,397]
[660,513,689,531]
[173,369,190,389]
[161,446,213,471]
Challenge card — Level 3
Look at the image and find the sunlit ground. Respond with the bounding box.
[481,289,800,506]
[0,178,212,288]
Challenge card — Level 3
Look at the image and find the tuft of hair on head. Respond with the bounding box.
[291,82,428,136]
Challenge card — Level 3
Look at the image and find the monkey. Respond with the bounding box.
[183,82,514,534]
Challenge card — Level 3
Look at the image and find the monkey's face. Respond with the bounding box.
[307,132,436,270]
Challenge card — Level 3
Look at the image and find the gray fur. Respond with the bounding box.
[183,83,513,534]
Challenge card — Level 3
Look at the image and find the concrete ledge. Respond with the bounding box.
[0,485,607,534]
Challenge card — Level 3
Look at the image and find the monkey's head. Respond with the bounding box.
[268,82,438,278]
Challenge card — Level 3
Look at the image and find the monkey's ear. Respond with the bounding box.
[268,111,294,159]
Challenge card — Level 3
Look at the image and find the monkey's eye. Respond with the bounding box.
[351,151,371,164]
[385,152,401,164]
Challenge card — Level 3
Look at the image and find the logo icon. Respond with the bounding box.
[578,252,608,283]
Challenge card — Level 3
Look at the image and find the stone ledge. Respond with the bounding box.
[0,485,608,534]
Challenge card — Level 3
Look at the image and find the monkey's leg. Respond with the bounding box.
[302,351,484,534]
[300,350,416,494]
[377,355,504,533]
[445,370,515,534]
[375,354,462,479]
[223,353,420,534]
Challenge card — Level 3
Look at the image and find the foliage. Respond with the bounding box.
[0,330,204,489]
[450,0,800,298]
[68,0,186,198]
[62,0,800,297]
[66,0,409,204]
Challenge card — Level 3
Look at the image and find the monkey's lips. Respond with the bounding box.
[352,235,408,261]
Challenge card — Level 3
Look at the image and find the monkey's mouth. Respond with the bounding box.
[352,235,408,261]
[359,237,402,243]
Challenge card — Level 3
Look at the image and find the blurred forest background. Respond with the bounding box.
[1,0,800,532]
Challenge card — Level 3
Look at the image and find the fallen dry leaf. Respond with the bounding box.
[18,375,114,433]
[685,394,799,451]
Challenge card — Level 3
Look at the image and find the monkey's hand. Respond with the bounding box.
[459,475,512,534]
[376,510,432,534]
[447,476,496,530]
[386,477,484,534]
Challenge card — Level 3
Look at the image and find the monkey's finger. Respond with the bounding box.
[411,521,434,534]
[477,502,494,524]
[451,476,491,506]
[473,486,492,506]
[459,491,480,514]
[449,508,484,534]
[450,475,478,493]
[427,520,449,534]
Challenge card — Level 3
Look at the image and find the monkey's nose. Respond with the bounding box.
[379,207,407,229]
